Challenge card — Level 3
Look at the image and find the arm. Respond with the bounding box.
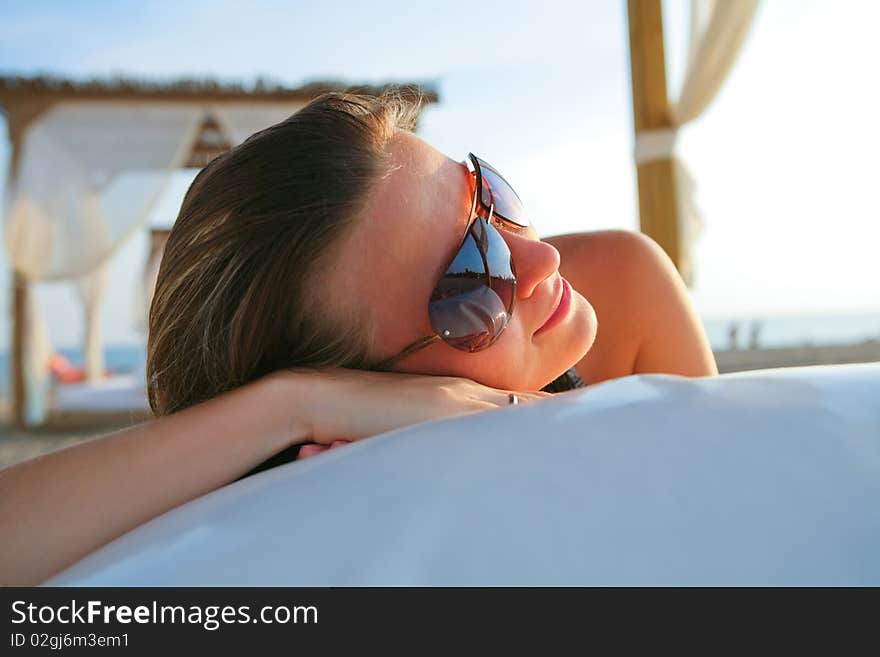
[0,373,305,586]
[0,369,546,585]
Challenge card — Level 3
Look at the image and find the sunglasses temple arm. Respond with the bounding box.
[371,334,443,372]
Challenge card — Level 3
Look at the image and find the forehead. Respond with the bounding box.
[375,130,471,223]
[324,131,474,345]
[371,131,472,266]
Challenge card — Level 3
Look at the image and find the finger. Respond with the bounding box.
[329,440,351,449]
[298,444,329,460]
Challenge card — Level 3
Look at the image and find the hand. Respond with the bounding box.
[273,368,550,451]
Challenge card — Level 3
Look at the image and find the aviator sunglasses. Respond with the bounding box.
[373,153,531,371]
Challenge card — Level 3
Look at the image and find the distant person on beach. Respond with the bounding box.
[0,91,717,585]
[749,321,763,350]
[728,321,740,351]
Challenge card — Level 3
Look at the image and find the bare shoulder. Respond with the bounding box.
[543,230,655,384]
[545,229,679,309]
[544,229,716,382]
[545,229,664,276]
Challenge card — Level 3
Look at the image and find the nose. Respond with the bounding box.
[503,229,560,299]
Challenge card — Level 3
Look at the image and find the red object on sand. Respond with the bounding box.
[48,354,111,384]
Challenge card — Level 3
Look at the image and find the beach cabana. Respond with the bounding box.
[0,77,437,427]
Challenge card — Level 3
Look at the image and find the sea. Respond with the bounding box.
[700,311,880,351]
[0,311,878,396]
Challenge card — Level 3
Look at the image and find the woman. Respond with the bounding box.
[0,92,716,585]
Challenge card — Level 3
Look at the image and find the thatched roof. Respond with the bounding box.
[0,75,439,105]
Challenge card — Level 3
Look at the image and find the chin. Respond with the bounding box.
[573,292,599,358]
[538,293,598,388]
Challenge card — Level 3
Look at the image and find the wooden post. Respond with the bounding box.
[627,0,683,273]
[10,272,28,427]
[3,99,54,427]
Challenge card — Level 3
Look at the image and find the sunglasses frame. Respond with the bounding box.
[371,153,525,371]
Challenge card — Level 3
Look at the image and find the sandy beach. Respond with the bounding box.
[0,398,137,469]
[714,340,880,373]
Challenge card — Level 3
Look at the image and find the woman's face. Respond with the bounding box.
[323,131,598,390]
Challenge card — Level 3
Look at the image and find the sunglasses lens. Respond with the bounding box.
[475,156,530,228]
[429,218,516,352]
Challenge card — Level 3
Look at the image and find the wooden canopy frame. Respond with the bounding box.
[627,0,682,272]
[0,76,438,427]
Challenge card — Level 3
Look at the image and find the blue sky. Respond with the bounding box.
[1,0,878,348]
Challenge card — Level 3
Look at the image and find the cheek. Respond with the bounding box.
[567,293,599,366]
[393,293,599,393]
[390,298,598,391]
[466,294,598,390]
[398,321,537,389]
[364,289,433,364]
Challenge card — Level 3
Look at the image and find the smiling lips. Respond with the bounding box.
[534,277,572,336]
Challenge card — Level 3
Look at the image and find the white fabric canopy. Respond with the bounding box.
[5,102,202,423]
[678,0,762,124]
[634,0,760,284]
[6,102,204,280]
[213,102,305,145]
[47,363,880,586]
[4,100,305,425]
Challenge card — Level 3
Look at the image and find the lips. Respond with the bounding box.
[534,277,572,337]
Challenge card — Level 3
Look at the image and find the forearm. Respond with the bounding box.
[0,373,308,586]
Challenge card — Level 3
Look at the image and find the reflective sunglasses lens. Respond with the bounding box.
[475,156,530,228]
[428,218,516,352]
